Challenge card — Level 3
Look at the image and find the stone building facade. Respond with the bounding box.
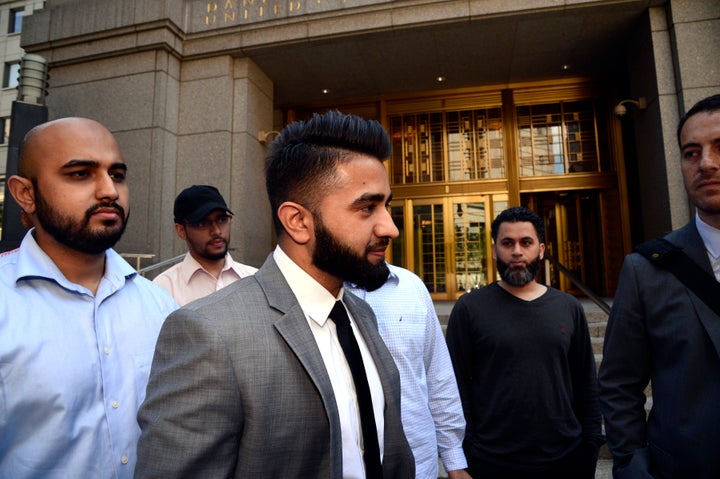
[2,0,718,296]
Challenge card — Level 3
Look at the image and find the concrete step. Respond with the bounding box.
[588,321,607,339]
[591,336,604,355]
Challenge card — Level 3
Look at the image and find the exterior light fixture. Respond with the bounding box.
[17,53,49,105]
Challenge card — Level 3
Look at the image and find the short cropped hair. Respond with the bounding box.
[265,110,392,235]
[677,94,720,147]
[491,206,545,243]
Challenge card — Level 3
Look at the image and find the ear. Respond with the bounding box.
[491,242,497,260]
[7,175,36,215]
[277,201,313,245]
[539,242,545,260]
[174,223,188,241]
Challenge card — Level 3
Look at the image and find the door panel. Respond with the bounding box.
[412,203,446,294]
[452,200,489,295]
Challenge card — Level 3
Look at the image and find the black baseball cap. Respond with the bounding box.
[174,185,233,224]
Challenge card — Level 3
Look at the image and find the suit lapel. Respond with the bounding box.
[254,255,342,447]
[667,223,720,358]
[274,303,338,410]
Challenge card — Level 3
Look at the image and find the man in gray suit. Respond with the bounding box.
[599,93,720,478]
[136,110,415,478]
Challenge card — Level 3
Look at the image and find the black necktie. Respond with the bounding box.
[328,300,383,479]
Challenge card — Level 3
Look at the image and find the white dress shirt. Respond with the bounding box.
[273,246,385,479]
[695,213,720,281]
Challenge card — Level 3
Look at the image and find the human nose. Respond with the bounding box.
[209,219,222,234]
[699,146,720,172]
[96,173,119,201]
[376,207,399,239]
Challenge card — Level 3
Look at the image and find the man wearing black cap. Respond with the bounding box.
[153,185,257,306]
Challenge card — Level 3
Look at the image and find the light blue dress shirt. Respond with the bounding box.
[347,264,467,479]
[0,231,178,479]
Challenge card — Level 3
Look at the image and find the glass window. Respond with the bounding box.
[3,62,20,88]
[388,108,504,185]
[516,101,599,176]
[9,8,23,34]
[447,108,504,180]
[0,117,9,144]
[389,113,444,184]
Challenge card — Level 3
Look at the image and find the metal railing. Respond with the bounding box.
[543,253,611,315]
[133,251,611,315]
[136,253,185,277]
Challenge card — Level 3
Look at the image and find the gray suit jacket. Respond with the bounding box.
[136,254,415,478]
[598,222,720,479]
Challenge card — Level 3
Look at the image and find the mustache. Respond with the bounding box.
[368,238,390,250]
[86,202,125,218]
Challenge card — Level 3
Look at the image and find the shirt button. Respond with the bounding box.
[121,456,129,465]
[112,400,119,409]
[104,347,110,355]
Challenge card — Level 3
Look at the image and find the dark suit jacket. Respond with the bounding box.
[598,222,720,479]
[135,254,415,478]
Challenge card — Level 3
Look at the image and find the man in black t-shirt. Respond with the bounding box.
[446,206,603,479]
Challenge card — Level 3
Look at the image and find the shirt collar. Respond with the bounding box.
[273,245,341,327]
[15,229,135,296]
[178,252,236,284]
[696,213,720,259]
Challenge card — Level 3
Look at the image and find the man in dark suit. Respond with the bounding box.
[135,110,415,478]
[599,93,720,478]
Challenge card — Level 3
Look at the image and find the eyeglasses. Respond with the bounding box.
[185,215,232,230]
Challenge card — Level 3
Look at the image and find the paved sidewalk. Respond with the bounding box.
[438,458,613,478]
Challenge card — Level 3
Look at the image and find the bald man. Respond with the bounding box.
[0,118,177,479]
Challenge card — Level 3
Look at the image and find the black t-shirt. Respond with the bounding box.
[446,282,602,470]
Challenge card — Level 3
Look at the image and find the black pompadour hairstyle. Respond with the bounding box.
[265,110,392,235]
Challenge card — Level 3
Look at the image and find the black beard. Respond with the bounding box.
[34,184,127,255]
[201,240,228,261]
[496,254,542,287]
[312,218,390,292]
[203,250,227,261]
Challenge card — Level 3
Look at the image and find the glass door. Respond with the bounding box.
[407,196,494,300]
[412,201,446,295]
[452,199,490,295]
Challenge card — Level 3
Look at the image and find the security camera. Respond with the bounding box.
[613,97,647,119]
[614,103,627,118]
